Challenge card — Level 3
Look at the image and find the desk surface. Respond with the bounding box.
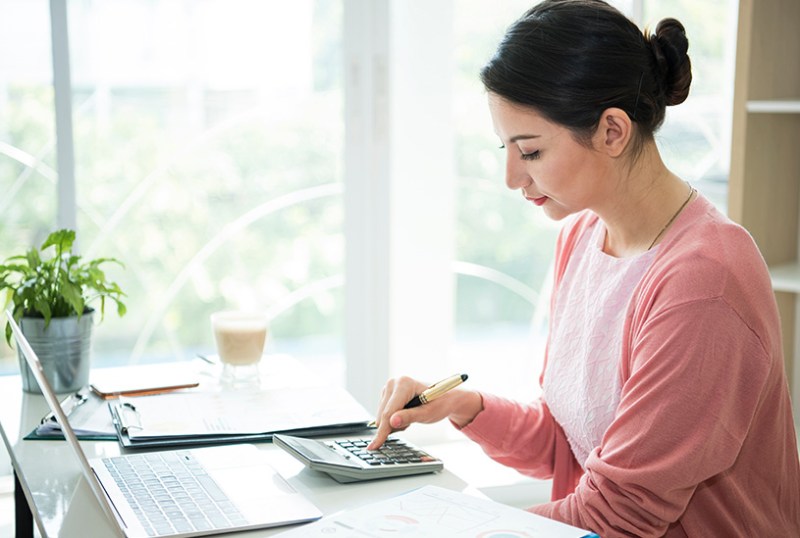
[0,362,474,538]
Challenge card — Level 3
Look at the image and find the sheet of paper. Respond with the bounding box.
[120,385,372,439]
[278,485,597,537]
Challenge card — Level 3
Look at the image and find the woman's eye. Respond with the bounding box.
[497,144,539,161]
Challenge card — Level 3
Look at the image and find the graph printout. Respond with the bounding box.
[278,485,597,537]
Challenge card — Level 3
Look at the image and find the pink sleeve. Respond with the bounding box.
[458,393,559,479]
[530,298,772,536]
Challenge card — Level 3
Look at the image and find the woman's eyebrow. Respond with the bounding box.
[508,134,541,143]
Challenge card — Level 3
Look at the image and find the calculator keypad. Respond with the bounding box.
[328,438,437,467]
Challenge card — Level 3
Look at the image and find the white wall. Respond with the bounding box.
[344,0,455,411]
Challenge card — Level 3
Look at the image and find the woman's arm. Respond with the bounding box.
[532,297,772,537]
[459,392,562,479]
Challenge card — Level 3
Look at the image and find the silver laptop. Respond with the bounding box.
[7,311,322,538]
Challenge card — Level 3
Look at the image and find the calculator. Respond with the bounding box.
[273,434,444,483]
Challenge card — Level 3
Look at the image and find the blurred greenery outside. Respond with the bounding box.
[1,0,734,378]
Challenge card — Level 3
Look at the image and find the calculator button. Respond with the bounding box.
[333,437,440,468]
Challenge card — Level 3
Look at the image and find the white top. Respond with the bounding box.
[543,221,658,467]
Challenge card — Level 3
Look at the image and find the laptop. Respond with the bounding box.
[7,311,322,537]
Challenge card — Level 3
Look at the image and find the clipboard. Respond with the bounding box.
[91,380,200,399]
[108,386,374,449]
[25,388,117,441]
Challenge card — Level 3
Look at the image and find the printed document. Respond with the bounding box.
[277,485,597,537]
[118,385,371,439]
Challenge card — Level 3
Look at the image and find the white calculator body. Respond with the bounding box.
[273,434,444,483]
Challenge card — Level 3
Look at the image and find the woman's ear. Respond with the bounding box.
[594,107,633,157]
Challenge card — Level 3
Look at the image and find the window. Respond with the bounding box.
[1,1,346,380]
[640,0,738,211]
[0,0,57,373]
[451,1,560,403]
[69,1,345,370]
[0,0,56,281]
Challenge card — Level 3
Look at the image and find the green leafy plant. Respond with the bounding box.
[0,229,127,345]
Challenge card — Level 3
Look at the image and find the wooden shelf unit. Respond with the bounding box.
[771,262,800,294]
[746,100,800,114]
[728,0,800,413]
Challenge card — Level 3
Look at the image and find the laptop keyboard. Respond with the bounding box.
[103,451,247,536]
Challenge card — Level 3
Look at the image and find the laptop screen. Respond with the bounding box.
[6,310,124,534]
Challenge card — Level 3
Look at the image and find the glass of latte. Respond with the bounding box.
[211,310,268,388]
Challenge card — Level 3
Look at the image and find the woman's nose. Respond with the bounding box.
[505,154,530,191]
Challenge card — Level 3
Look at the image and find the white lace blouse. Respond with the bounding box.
[542,220,658,467]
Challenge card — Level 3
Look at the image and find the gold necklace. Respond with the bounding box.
[647,183,695,250]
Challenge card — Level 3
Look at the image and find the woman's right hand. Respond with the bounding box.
[367,375,483,450]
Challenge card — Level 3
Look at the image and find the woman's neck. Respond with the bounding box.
[599,145,693,258]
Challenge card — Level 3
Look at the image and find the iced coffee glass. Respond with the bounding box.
[211,311,268,388]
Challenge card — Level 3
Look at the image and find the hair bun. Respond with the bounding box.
[646,18,692,106]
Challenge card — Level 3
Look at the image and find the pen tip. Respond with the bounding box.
[461,374,468,381]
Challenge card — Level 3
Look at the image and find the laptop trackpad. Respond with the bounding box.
[210,465,296,498]
[196,445,321,523]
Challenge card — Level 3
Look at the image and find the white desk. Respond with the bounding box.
[0,370,473,538]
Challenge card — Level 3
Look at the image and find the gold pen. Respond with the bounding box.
[369,374,468,427]
[408,373,468,408]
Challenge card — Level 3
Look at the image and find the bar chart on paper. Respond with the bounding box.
[278,485,597,537]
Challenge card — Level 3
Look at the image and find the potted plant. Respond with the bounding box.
[0,229,126,393]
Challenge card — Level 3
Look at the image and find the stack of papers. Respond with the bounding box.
[31,390,116,440]
[28,361,203,441]
[27,356,375,447]
[277,485,598,537]
[111,384,373,448]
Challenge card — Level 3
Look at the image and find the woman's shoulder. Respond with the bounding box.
[659,195,765,272]
[644,195,778,333]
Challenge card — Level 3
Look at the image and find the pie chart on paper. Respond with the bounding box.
[476,529,533,538]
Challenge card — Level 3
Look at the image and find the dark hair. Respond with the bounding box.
[480,0,691,152]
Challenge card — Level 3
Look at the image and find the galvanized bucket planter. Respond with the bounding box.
[17,310,94,394]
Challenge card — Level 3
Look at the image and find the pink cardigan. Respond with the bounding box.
[460,196,800,537]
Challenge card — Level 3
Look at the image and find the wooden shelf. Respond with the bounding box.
[730,0,800,416]
[771,262,800,293]
[747,100,800,113]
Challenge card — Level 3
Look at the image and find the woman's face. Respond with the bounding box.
[488,93,609,221]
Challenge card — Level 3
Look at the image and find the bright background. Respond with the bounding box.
[0,0,738,431]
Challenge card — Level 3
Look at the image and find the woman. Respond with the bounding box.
[369,1,800,536]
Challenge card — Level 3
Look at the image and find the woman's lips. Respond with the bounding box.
[526,195,548,206]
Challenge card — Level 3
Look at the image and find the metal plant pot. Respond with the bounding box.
[17,310,94,394]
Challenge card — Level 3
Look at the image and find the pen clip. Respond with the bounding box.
[423,374,462,393]
[425,380,444,391]
[417,374,466,405]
